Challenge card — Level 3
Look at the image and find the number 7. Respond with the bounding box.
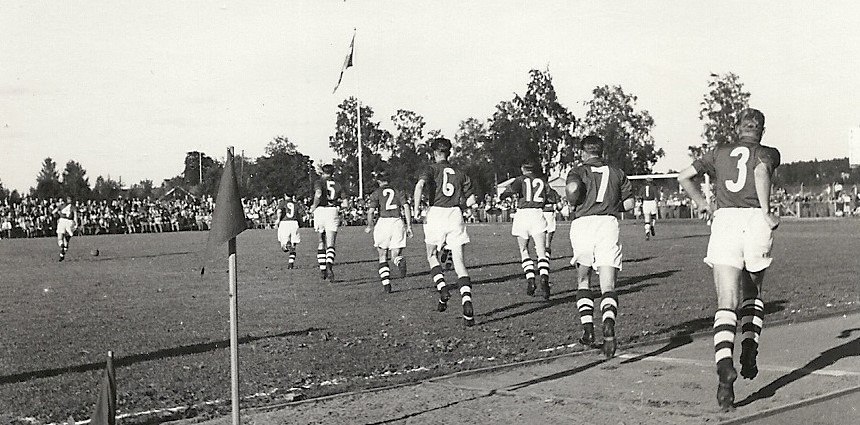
[591,166,609,202]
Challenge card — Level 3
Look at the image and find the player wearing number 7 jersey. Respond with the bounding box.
[678,108,780,411]
[366,170,413,293]
[414,137,478,326]
[311,164,343,282]
[565,135,634,359]
[499,161,551,300]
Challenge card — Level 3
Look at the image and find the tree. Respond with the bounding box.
[690,72,751,159]
[181,151,221,196]
[61,160,91,200]
[578,85,664,175]
[388,109,431,191]
[129,180,154,199]
[93,176,122,200]
[486,100,539,181]
[329,97,392,195]
[0,179,8,203]
[247,136,317,199]
[514,69,578,175]
[34,157,63,199]
[452,118,494,197]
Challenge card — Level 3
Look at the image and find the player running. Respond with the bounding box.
[365,170,414,293]
[499,161,551,299]
[543,186,560,258]
[54,196,78,262]
[641,177,659,240]
[275,195,303,269]
[310,164,343,282]
[414,137,478,326]
[565,135,634,359]
[677,108,780,411]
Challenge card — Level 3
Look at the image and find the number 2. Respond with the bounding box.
[591,166,609,202]
[326,181,336,200]
[382,188,397,210]
[725,146,750,193]
[442,168,456,196]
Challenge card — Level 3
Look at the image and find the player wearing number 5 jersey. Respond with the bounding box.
[499,161,551,300]
[311,164,343,282]
[414,137,478,326]
[566,135,634,359]
[275,196,304,269]
[678,108,780,411]
[366,170,413,293]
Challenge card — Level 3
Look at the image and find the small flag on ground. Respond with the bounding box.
[332,32,355,94]
[90,351,116,425]
[206,149,247,253]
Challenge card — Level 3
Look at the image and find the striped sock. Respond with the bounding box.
[326,247,336,267]
[713,309,738,366]
[379,262,391,287]
[741,298,764,346]
[317,248,326,271]
[537,257,549,278]
[521,258,535,281]
[576,289,594,325]
[458,276,474,323]
[600,291,618,325]
[288,250,296,266]
[431,265,446,292]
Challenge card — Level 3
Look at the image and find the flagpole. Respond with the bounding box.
[227,146,241,425]
[357,98,363,198]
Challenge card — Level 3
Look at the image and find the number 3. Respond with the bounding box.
[442,168,455,196]
[725,146,750,193]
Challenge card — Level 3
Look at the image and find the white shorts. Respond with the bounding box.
[424,206,469,248]
[277,220,301,246]
[313,207,340,233]
[543,211,557,233]
[57,217,76,237]
[705,208,774,272]
[569,215,622,270]
[511,208,547,239]
[374,217,407,250]
[642,200,658,218]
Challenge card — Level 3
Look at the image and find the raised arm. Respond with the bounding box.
[677,165,708,214]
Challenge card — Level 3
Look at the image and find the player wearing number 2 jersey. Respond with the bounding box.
[275,195,303,269]
[414,137,478,326]
[311,164,343,282]
[565,135,634,359]
[366,170,413,293]
[678,108,781,411]
[499,161,551,299]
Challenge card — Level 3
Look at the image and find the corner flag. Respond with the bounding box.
[206,149,247,252]
[332,32,355,94]
[90,351,116,425]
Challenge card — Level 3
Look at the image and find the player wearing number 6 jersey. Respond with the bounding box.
[678,108,780,411]
[414,137,478,326]
[311,164,343,282]
[566,135,634,359]
[275,195,303,269]
[499,161,551,300]
[366,170,413,293]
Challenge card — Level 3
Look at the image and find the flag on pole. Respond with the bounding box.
[89,351,116,425]
[206,149,247,253]
[332,32,355,94]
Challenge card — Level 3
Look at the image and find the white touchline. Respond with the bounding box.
[616,353,860,377]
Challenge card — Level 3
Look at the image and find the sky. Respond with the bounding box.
[2,1,859,192]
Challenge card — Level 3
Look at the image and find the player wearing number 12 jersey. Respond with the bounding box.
[366,170,413,293]
[311,164,343,282]
[414,137,478,326]
[678,108,780,411]
[499,161,551,299]
[275,195,303,269]
[566,135,634,359]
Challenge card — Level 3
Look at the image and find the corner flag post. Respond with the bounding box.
[227,147,240,425]
[357,98,363,197]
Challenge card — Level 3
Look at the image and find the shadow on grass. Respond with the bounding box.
[504,359,607,391]
[88,251,195,262]
[0,327,323,386]
[367,390,497,425]
[735,329,860,408]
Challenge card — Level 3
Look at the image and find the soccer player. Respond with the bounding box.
[499,161,551,299]
[543,187,560,258]
[677,108,780,411]
[414,137,478,326]
[641,177,659,240]
[365,170,414,293]
[310,164,343,282]
[565,135,634,359]
[54,196,78,262]
[275,195,303,269]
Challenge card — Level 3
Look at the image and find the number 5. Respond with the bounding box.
[326,181,336,200]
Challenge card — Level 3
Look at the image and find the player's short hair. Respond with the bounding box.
[580,135,604,154]
[374,169,390,181]
[737,108,765,133]
[521,161,539,173]
[321,164,335,175]
[429,137,452,153]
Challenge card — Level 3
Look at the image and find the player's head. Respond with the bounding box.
[736,108,765,142]
[374,169,390,185]
[580,135,604,157]
[645,177,653,183]
[321,164,335,176]
[520,160,539,175]
[429,137,452,161]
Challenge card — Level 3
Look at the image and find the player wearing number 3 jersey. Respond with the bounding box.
[414,137,478,326]
[311,164,343,282]
[366,170,413,293]
[678,108,781,411]
[499,161,551,300]
[566,135,634,359]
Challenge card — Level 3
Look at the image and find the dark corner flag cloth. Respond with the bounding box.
[90,353,116,425]
[201,149,247,274]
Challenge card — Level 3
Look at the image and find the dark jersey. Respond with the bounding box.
[367,184,408,218]
[641,182,659,201]
[543,187,559,212]
[419,161,473,208]
[566,157,633,217]
[313,177,343,208]
[693,142,781,210]
[500,173,549,209]
[277,200,300,221]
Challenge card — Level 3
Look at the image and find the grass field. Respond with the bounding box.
[1,219,858,423]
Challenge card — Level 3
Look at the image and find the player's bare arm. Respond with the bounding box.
[413,179,425,219]
[565,179,582,205]
[403,204,414,238]
[622,197,635,212]
[677,166,709,214]
[465,194,477,208]
[365,206,376,233]
[754,161,779,230]
[310,188,322,214]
